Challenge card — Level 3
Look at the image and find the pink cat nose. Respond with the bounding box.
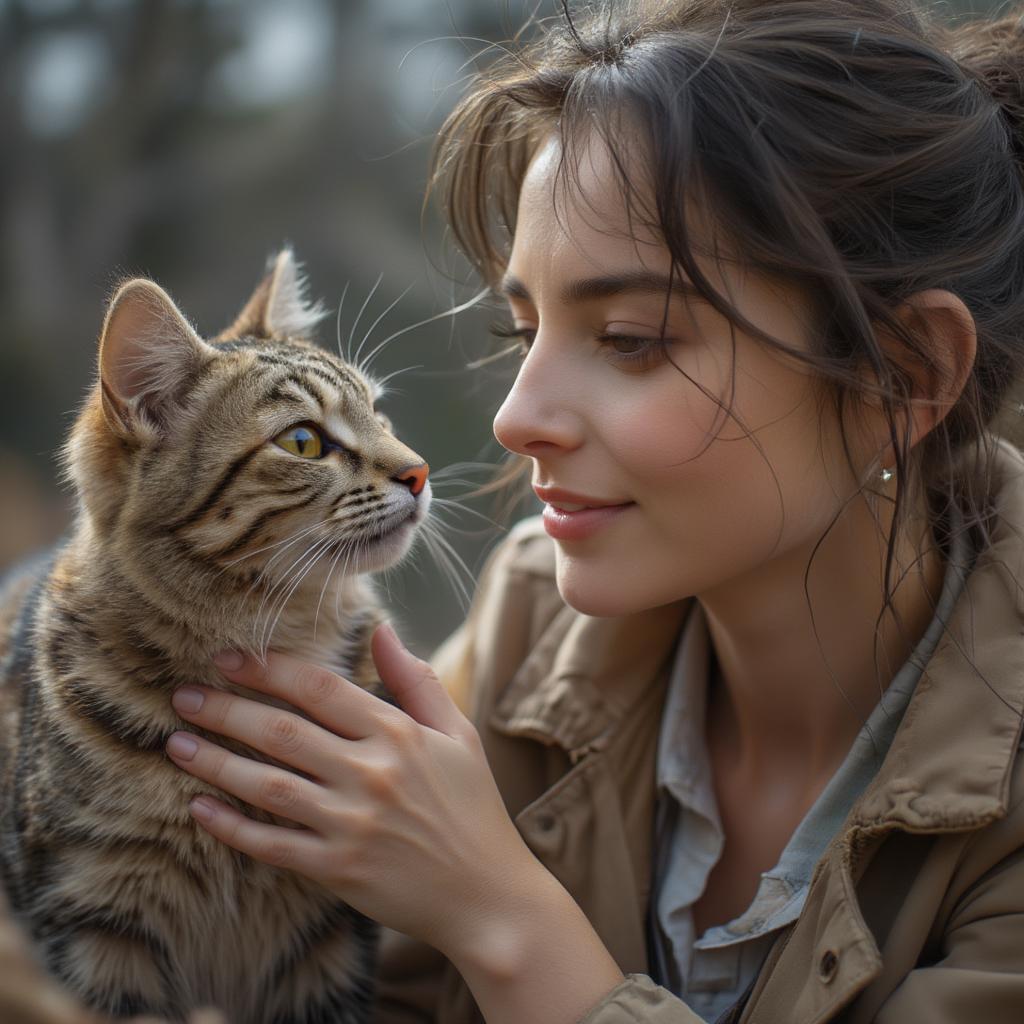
[396,462,429,496]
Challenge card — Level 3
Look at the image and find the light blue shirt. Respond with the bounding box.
[649,522,975,1022]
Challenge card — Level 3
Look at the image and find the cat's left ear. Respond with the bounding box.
[98,279,215,434]
[215,248,327,342]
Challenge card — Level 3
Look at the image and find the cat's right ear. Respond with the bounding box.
[98,279,214,435]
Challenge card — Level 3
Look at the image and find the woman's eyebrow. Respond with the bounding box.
[498,270,708,305]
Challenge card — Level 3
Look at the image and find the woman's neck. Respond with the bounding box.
[698,490,946,785]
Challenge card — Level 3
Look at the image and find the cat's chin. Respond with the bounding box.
[350,518,420,575]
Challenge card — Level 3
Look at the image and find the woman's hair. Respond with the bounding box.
[426,0,1024,677]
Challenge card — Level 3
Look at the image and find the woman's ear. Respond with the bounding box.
[862,288,978,465]
[98,278,215,435]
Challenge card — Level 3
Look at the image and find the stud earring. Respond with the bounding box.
[879,466,894,483]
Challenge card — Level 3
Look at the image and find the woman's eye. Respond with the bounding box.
[598,333,670,367]
[488,320,536,354]
[606,335,648,355]
[274,424,325,459]
[487,320,668,367]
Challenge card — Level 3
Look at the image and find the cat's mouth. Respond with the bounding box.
[366,485,431,543]
[366,507,419,544]
[343,501,424,574]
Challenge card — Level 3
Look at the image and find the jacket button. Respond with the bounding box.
[818,949,839,983]
[537,813,557,832]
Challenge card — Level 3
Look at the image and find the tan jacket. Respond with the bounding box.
[374,436,1024,1024]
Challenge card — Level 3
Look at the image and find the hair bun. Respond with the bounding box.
[940,11,1024,156]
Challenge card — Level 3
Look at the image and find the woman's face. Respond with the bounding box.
[492,134,881,617]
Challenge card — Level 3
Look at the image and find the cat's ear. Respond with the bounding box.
[215,248,327,342]
[98,279,214,434]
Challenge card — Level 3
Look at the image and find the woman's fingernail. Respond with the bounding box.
[172,687,205,714]
[213,649,244,671]
[189,797,216,822]
[166,732,199,760]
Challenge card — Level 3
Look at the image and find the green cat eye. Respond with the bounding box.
[274,425,324,459]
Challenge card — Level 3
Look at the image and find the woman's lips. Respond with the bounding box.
[540,501,635,541]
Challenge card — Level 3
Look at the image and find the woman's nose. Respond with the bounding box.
[492,339,582,457]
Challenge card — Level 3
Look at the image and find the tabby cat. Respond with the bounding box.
[0,250,432,1023]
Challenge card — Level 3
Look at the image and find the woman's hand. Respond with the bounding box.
[163,623,543,961]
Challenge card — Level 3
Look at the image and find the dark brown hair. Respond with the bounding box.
[427,0,1024,677]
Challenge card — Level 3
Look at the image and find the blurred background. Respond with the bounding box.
[0,0,995,653]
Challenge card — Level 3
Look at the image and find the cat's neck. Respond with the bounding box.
[59,523,373,683]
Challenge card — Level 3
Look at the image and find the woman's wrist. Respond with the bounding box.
[439,863,626,1024]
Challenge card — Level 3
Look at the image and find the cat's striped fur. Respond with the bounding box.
[0,250,431,1023]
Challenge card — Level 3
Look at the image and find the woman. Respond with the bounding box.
[24,0,1024,1021]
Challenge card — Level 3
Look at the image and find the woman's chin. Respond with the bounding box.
[555,567,642,619]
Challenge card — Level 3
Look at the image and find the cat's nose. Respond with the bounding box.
[395,462,429,496]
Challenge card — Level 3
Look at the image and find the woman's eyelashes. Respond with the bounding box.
[488,319,672,370]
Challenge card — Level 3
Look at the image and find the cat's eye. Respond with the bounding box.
[274,424,324,459]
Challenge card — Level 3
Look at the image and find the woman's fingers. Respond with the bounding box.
[170,685,345,779]
[209,650,396,739]
[204,625,468,743]
[371,623,468,737]
[186,793,326,876]
[165,731,333,832]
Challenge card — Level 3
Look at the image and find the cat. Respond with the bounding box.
[0,249,432,1023]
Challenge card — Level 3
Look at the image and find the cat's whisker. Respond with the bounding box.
[417,518,474,610]
[379,538,393,605]
[334,538,358,623]
[313,536,358,638]
[313,539,350,645]
[430,496,500,528]
[355,286,490,374]
[273,536,337,643]
[424,512,478,569]
[223,518,327,574]
[243,522,330,615]
[372,364,424,394]
[429,460,501,479]
[418,530,471,612]
[423,510,493,539]
[347,272,384,364]
[353,283,415,372]
[421,520,492,540]
[426,478,490,489]
[336,532,371,621]
[334,280,351,362]
[261,536,336,658]
[428,524,477,590]
[254,535,328,655]
[258,519,335,577]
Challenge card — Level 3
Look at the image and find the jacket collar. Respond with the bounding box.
[492,437,1024,824]
[490,595,688,760]
[851,436,1024,831]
